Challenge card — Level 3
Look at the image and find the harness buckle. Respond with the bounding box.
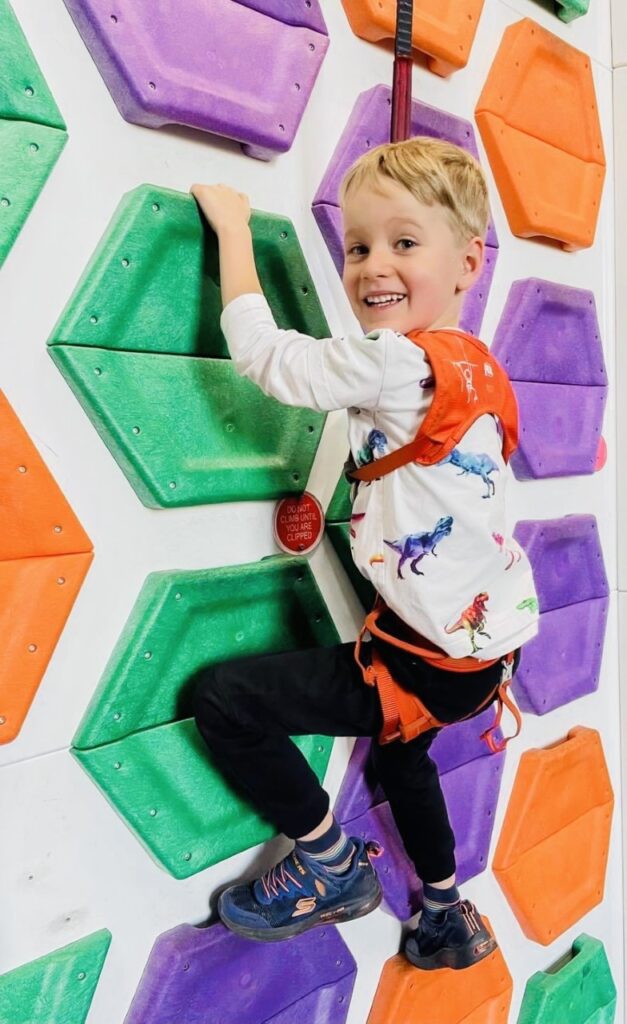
[500,653,514,685]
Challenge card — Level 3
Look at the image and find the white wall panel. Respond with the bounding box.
[611,0,627,66]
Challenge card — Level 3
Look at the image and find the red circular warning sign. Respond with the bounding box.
[273,492,324,555]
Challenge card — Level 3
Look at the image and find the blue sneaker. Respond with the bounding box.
[218,838,382,942]
[404,899,497,970]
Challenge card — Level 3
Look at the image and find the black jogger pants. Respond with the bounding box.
[193,640,512,883]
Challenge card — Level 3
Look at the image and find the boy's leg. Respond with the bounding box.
[370,692,499,970]
[193,641,382,839]
[370,727,456,882]
[193,642,384,939]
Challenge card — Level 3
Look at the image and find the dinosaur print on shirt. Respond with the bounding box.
[350,512,366,538]
[439,448,499,499]
[356,429,388,468]
[384,515,453,580]
[445,593,491,653]
[493,532,522,570]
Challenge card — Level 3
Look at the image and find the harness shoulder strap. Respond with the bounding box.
[350,329,518,483]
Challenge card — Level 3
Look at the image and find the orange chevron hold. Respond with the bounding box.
[0,392,92,559]
[368,919,512,1022]
[341,0,485,77]
[493,727,614,944]
[0,553,93,742]
[0,393,93,743]
[475,19,605,250]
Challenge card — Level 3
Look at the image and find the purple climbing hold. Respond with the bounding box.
[335,737,384,824]
[492,279,607,386]
[349,801,423,921]
[238,0,328,33]
[511,382,606,479]
[514,515,608,611]
[312,84,498,336]
[125,921,356,1024]
[492,279,608,480]
[62,0,329,158]
[335,709,505,920]
[513,516,609,715]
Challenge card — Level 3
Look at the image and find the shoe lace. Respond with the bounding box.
[258,853,306,903]
[459,899,481,935]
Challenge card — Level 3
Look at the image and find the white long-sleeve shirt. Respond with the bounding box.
[221,293,539,660]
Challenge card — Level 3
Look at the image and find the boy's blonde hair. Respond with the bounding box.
[339,136,490,243]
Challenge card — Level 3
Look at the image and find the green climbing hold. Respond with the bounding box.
[325,470,376,609]
[48,185,328,507]
[517,933,616,1024]
[326,472,352,524]
[50,343,321,507]
[74,719,331,880]
[0,0,67,266]
[72,556,339,878]
[74,556,340,747]
[556,0,590,22]
[326,521,375,611]
[0,930,111,1024]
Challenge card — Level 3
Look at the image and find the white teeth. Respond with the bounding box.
[364,293,405,306]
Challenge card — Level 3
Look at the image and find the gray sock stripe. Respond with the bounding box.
[305,835,348,862]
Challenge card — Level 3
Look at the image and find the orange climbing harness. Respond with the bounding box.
[349,329,522,752]
[354,598,521,752]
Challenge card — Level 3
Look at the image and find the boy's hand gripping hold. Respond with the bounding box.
[190,183,262,307]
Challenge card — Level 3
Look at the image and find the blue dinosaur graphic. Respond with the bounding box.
[384,515,453,580]
[356,428,388,468]
[439,447,499,499]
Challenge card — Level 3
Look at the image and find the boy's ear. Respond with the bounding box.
[456,237,485,294]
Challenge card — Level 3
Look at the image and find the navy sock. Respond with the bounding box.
[421,880,461,923]
[296,816,356,875]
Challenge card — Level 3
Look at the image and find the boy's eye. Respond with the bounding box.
[397,238,416,250]
[346,244,368,257]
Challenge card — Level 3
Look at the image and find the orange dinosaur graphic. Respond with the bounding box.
[445,592,491,653]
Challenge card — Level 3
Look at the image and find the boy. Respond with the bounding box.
[191,137,538,971]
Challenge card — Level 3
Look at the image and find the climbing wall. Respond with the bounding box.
[610,0,627,990]
[0,1,622,1022]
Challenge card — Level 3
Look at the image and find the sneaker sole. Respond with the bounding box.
[405,932,498,971]
[219,883,383,943]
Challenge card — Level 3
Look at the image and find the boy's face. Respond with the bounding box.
[341,178,484,335]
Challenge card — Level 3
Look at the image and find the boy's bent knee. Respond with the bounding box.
[193,659,261,737]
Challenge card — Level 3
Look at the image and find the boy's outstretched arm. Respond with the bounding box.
[190,184,263,307]
[189,183,388,414]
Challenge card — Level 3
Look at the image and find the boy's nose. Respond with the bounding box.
[362,254,393,279]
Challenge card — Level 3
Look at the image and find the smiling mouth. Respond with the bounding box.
[363,293,406,310]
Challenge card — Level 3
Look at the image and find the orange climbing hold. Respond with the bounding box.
[0,393,92,559]
[493,727,614,945]
[341,0,485,77]
[368,920,512,1022]
[475,19,605,250]
[0,554,92,743]
[0,393,93,742]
